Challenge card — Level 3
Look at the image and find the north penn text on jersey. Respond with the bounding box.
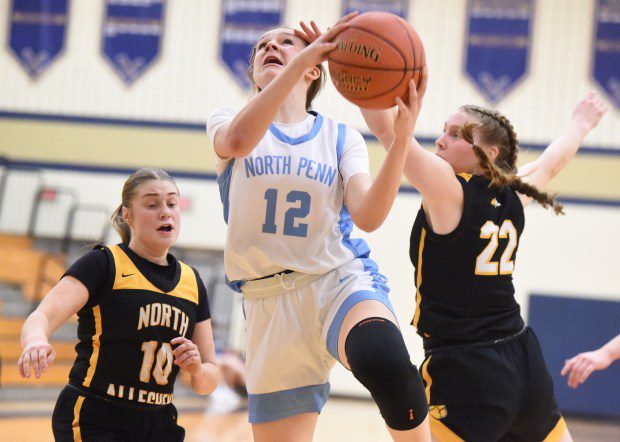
[244,155,338,187]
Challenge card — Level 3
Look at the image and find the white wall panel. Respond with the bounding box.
[0,0,618,146]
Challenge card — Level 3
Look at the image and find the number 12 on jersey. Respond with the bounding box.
[262,189,311,237]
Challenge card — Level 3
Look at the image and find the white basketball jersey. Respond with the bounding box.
[207,107,371,289]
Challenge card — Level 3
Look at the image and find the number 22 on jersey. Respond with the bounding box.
[475,220,518,276]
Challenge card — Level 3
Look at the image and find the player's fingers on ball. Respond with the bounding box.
[419,66,429,95]
[320,42,339,54]
[325,23,348,40]
[408,79,418,104]
[339,11,359,24]
[394,96,406,111]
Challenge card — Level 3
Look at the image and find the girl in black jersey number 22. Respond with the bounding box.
[362,92,607,441]
[18,168,219,441]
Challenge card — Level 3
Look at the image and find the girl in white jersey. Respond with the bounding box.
[207,12,431,442]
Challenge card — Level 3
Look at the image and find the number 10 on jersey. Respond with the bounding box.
[262,188,311,238]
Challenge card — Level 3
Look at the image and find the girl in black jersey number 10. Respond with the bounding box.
[362,92,607,441]
[18,168,219,442]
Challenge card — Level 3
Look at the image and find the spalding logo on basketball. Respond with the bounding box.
[328,12,426,109]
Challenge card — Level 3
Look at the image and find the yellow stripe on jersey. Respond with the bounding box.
[83,306,101,387]
[421,357,464,441]
[457,172,472,182]
[420,356,432,402]
[109,245,199,304]
[412,228,426,329]
[543,416,568,442]
[71,395,85,441]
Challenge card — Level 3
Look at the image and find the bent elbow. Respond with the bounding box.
[217,131,254,158]
[354,218,381,233]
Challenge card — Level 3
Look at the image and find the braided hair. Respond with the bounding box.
[460,105,564,215]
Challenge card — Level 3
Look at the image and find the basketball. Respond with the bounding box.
[328,12,426,109]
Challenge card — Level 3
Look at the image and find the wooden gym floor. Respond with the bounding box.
[1,393,619,441]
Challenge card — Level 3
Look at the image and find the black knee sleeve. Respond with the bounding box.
[345,317,428,430]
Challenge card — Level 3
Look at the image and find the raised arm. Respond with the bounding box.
[517,91,607,205]
[345,79,424,231]
[359,73,463,235]
[18,276,88,379]
[214,14,357,159]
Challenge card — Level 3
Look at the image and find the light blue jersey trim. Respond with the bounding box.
[336,123,371,259]
[268,113,324,145]
[248,383,330,423]
[336,123,346,167]
[326,259,393,363]
[216,159,235,224]
[338,204,371,258]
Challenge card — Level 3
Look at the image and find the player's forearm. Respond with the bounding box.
[222,59,308,157]
[537,123,590,179]
[355,137,409,231]
[360,108,396,150]
[189,362,220,395]
[21,310,52,347]
[601,335,620,364]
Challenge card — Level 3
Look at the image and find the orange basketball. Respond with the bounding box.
[328,12,426,109]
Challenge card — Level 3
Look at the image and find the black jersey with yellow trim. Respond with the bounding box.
[68,243,209,408]
[409,174,525,346]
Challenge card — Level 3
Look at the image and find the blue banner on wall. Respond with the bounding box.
[465,0,534,103]
[593,0,620,109]
[8,0,70,79]
[342,0,408,17]
[102,0,165,85]
[220,0,286,89]
[529,294,620,418]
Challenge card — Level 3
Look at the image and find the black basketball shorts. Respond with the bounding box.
[52,385,185,442]
[419,327,567,442]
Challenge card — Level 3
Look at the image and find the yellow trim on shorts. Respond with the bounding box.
[421,356,464,441]
[72,395,85,441]
[429,418,464,441]
[543,416,567,442]
[421,356,432,402]
[412,228,426,328]
[109,245,199,304]
[82,305,101,387]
